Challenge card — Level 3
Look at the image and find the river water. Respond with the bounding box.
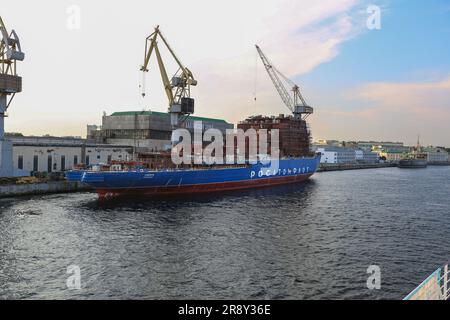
[1,166,449,300]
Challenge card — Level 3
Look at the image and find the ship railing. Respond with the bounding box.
[404,264,450,300]
[440,264,450,300]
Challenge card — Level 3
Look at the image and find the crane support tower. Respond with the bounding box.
[141,26,197,129]
[255,45,313,120]
[0,16,25,177]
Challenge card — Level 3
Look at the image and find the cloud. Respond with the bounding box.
[193,0,364,124]
[350,78,450,118]
[316,77,450,145]
[3,0,364,136]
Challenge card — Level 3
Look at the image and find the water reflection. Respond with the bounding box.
[1,168,450,299]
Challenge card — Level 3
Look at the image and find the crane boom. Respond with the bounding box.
[256,45,294,112]
[255,45,313,119]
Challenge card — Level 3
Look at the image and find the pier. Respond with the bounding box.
[0,177,91,198]
[317,163,396,172]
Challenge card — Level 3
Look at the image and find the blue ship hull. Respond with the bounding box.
[65,170,85,182]
[76,156,321,199]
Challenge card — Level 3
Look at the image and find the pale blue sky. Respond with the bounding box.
[3,0,450,146]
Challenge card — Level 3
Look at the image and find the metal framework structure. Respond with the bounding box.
[255,45,313,120]
[404,263,450,300]
[0,16,24,139]
[141,26,197,129]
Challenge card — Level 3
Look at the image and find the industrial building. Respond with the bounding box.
[316,147,378,164]
[316,147,357,164]
[423,147,449,164]
[355,149,379,164]
[358,141,405,151]
[87,111,234,153]
[9,135,132,174]
[376,149,407,162]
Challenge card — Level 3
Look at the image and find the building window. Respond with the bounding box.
[97,155,101,160]
[74,155,78,166]
[18,156,24,170]
[48,155,52,173]
[107,155,112,163]
[61,155,66,171]
[33,155,38,172]
[86,155,90,166]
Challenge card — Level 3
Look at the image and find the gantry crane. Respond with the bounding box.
[141,26,197,129]
[0,16,25,140]
[255,45,313,120]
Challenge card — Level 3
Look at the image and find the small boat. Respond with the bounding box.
[398,136,428,169]
[398,158,427,168]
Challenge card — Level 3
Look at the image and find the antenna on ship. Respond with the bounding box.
[416,134,421,153]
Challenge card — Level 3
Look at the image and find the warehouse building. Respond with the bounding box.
[355,149,380,164]
[372,149,408,163]
[9,135,132,174]
[423,147,449,164]
[317,147,357,164]
[318,147,379,164]
[358,141,405,151]
[87,111,234,153]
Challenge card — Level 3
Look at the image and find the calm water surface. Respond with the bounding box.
[1,167,450,299]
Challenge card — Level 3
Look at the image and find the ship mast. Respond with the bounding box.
[416,135,422,153]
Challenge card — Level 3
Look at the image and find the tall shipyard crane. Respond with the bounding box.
[140,26,197,129]
[0,16,25,140]
[255,45,313,120]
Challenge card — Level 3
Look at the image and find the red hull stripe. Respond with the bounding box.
[97,174,313,199]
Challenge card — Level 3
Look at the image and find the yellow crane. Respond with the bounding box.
[140,26,197,128]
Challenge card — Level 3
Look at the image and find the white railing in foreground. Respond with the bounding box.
[404,264,449,300]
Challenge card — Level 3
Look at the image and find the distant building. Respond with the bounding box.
[423,147,449,164]
[358,141,405,151]
[8,135,132,174]
[355,149,379,164]
[315,139,329,146]
[358,141,408,156]
[377,149,407,163]
[312,139,340,151]
[317,147,356,164]
[88,111,234,153]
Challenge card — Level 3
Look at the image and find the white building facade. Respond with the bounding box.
[355,149,379,164]
[10,136,133,173]
[317,147,357,164]
[317,147,379,164]
[424,147,449,163]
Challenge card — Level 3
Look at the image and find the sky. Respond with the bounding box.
[2,0,450,146]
